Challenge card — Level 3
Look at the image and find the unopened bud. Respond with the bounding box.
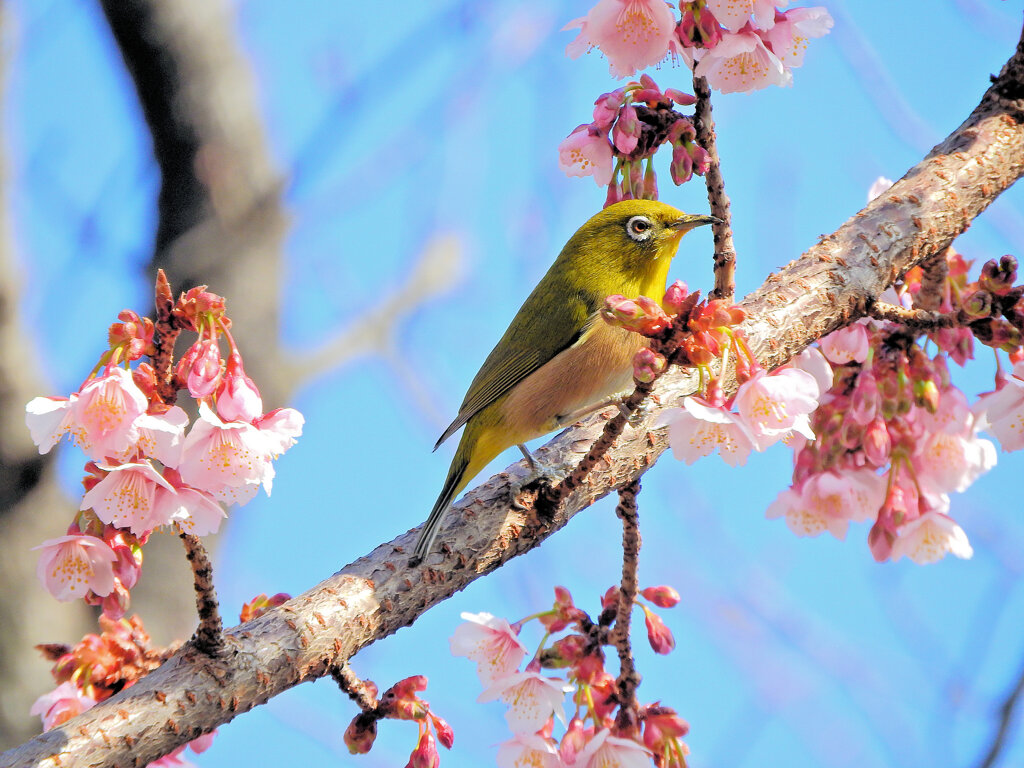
[633,348,667,383]
[662,281,690,316]
[640,585,680,608]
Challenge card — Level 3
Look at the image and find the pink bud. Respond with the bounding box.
[216,352,263,422]
[640,585,680,608]
[430,713,454,750]
[561,717,588,765]
[662,281,690,316]
[633,348,667,383]
[643,606,675,654]
[862,418,891,466]
[344,713,378,754]
[408,728,440,768]
[612,104,641,155]
[180,339,222,398]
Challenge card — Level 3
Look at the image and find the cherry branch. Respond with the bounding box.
[180,534,223,654]
[612,479,642,729]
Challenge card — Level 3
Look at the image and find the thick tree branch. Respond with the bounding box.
[5,21,1024,768]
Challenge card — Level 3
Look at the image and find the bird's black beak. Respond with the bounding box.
[671,213,722,231]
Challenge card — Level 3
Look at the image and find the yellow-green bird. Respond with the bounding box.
[413,199,717,560]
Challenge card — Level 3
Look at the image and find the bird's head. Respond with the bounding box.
[559,200,719,294]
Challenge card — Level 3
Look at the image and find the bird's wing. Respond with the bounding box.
[434,283,599,449]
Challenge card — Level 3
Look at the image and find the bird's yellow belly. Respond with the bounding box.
[497,322,643,445]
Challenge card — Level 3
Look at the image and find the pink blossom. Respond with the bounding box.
[558,125,614,186]
[914,428,996,495]
[25,395,77,453]
[450,611,529,686]
[694,28,789,94]
[69,367,148,460]
[564,0,677,78]
[184,338,223,399]
[762,7,833,68]
[973,362,1024,450]
[576,729,652,768]
[178,403,275,505]
[497,734,565,768]
[734,368,820,450]
[134,406,189,467]
[35,534,117,601]
[867,176,894,203]
[478,672,572,734]
[789,347,833,396]
[81,461,177,534]
[30,682,96,730]
[767,469,885,540]
[254,407,306,457]
[161,468,227,536]
[891,511,973,565]
[666,396,755,466]
[818,323,870,365]
[216,352,263,423]
[705,0,786,32]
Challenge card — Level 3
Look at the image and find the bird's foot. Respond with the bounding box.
[620,399,652,428]
[510,446,573,509]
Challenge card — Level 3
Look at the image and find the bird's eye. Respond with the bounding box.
[626,216,653,241]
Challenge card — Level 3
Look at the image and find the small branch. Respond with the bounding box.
[151,269,182,403]
[693,75,736,303]
[866,300,957,330]
[613,479,642,730]
[975,658,1024,768]
[540,379,655,511]
[180,533,223,654]
[331,663,379,713]
[916,248,950,311]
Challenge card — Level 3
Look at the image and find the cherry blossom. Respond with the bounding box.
[706,0,786,32]
[973,361,1024,450]
[450,612,530,685]
[30,682,96,730]
[478,672,572,734]
[70,367,148,460]
[890,511,974,565]
[734,367,820,450]
[694,27,789,94]
[35,534,118,601]
[496,733,565,768]
[558,125,615,186]
[80,461,177,535]
[133,406,189,467]
[762,7,834,68]
[818,323,870,365]
[564,0,677,78]
[25,395,77,453]
[575,729,652,768]
[767,469,885,539]
[666,395,756,466]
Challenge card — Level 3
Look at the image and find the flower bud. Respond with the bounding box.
[640,585,680,608]
[430,713,454,750]
[662,281,690,316]
[344,713,378,754]
[633,348,667,383]
[643,606,675,654]
[408,728,440,768]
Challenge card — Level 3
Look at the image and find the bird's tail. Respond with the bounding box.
[413,416,507,561]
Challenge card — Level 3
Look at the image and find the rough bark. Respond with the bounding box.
[4,24,1024,768]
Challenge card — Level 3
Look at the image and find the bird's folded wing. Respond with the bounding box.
[434,282,599,449]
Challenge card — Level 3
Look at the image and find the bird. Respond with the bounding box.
[412,199,718,560]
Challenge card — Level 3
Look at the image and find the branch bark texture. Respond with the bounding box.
[5,21,1024,768]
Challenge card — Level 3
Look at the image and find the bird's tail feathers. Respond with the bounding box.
[412,451,469,560]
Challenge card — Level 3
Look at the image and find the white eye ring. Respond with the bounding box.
[626,215,653,241]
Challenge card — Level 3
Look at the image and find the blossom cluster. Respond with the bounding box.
[452,585,688,768]
[559,75,709,205]
[343,675,454,766]
[565,0,833,93]
[660,222,1024,563]
[27,284,303,616]
[31,614,213,767]
[602,279,749,389]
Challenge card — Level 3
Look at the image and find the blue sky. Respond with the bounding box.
[6,1,1024,766]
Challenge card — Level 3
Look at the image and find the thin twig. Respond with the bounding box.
[613,479,642,731]
[180,533,223,654]
[331,663,379,713]
[975,658,1024,768]
[867,300,957,329]
[693,75,736,302]
[915,248,950,311]
[152,269,182,403]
